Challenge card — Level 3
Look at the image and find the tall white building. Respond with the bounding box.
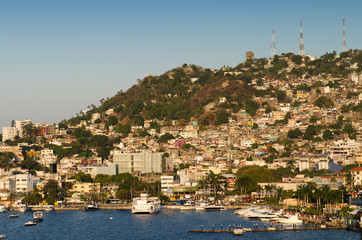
[298,159,309,172]
[161,175,174,195]
[15,174,33,193]
[15,119,32,138]
[2,127,18,142]
[40,148,57,167]
[113,150,162,173]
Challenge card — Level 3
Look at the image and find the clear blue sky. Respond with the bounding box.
[0,0,361,128]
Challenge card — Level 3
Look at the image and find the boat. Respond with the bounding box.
[9,214,19,218]
[24,221,37,226]
[18,204,27,213]
[85,203,100,211]
[0,234,6,239]
[0,205,6,213]
[233,225,244,235]
[44,205,54,211]
[132,193,161,214]
[203,204,226,211]
[33,211,44,222]
[180,200,195,210]
[195,202,208,211]
[278,214,303,224]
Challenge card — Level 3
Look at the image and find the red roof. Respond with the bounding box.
[350,166,362,172]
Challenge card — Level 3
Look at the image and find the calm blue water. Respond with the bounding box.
[0,209,360,240]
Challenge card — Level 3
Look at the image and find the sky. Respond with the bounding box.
[1,0,362,129]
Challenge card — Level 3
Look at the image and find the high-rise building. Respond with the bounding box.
[2,127,18,142]
[113,150,162,173]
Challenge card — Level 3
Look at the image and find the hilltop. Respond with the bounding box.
[64,49,362,129]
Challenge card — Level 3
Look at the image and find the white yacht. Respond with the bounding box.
[180,200,195,210]
[132,193,161,214]
[0,205,6,213]
[203,204,226,211]
[18,204,27,213]
[278,214,303,224]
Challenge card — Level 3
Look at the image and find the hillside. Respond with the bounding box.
[64,49,362,128]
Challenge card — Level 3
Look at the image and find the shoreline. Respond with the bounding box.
[9,204,252,212]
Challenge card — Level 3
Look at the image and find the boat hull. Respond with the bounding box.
[132,204,161,214]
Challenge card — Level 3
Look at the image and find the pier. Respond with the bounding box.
[189,224,346,234]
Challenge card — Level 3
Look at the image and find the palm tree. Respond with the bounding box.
[305,182,317,206]
[345,172,352,186]
[236,176,250,198]
[338,185,346,204]
[198,177,208,198]
[286,159,296,171]
[295,185,304,207]
[276,187,284,203]
[264,184,273,197]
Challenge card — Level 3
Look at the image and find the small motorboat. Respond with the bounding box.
[18,204,27,213]
[33,211,44,222]
[203,204,226,211]
[180,200,195,210]
[85,204,100,211]
[24,221,37,226]
[0,234,6,239]
[0,205,7,213]
[9,214,19,218]
[233,226,244,235]
[44,205,54,211]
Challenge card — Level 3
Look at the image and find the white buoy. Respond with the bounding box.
[110,217,113,220]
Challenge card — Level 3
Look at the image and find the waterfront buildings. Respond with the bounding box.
[113,150,162,174]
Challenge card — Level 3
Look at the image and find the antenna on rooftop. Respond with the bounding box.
[299,20,305,56]
[271,29,276,58]
[343,18,347,52]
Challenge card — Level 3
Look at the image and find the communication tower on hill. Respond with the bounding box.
[271,29,276,58]
[299,20,305,56]
[343,18,347,52]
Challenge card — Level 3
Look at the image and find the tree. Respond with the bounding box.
[116,189,131,200]
[322,129,333,140]
[342,123,355,135]
[314,96,334,108]
[43,179,61,204]
[287,128,303,139]
[133,116,145,127]
[277,90,287,102]
[74,172,93,182]
[23,189,42,205]
[21,157,44,171]
[214,109,230,125]
[88,135,109,148]
[97,147,110,160]
[303,125,318,140]
[292,55,303,65]
[157,133,174,143]
[113,124,131,137]
[286,159,296,170]
[245,100,259,116]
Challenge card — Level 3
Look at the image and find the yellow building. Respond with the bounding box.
[72,182,101,195]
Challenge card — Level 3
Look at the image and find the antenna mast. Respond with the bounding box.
[299,20,305,56]
[343,18,346,52]
[271,29,276,58]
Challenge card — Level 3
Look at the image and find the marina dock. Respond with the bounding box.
[189,224,346,233]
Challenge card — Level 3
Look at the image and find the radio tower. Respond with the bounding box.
[343,18,346,52]
[299,20,305,56]
[271,29,276,58]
